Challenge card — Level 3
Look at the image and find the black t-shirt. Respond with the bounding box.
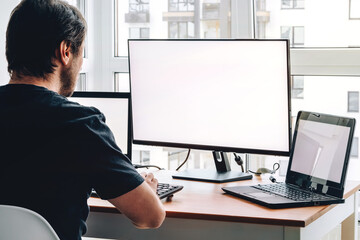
[0,84,144,240]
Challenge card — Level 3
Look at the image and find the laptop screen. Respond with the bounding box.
[290,119,351,184]
[286,111,355,197]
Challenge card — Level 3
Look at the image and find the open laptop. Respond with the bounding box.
[222,111,356,209]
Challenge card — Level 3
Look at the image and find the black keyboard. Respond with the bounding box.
[156,183,183,199]
[252,183,333,201]
[91,183,183,200]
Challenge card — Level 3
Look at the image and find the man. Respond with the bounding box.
[0,0,165,239]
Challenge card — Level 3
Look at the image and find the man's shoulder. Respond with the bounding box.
[52,97,105,126]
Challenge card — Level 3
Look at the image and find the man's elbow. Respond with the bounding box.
[135,208,166,229]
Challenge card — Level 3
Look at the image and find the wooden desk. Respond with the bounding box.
[85,171,360,240]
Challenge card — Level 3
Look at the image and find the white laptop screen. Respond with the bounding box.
[290,119,351,183]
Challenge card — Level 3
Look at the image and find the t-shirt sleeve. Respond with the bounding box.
[75,108,144,200]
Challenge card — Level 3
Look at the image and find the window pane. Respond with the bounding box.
[351,137,359,157]
[348,91,359,112]
[169,22,178,38]
[292,76,304,99]
[280,26,292,42]
[140,28,150,38]
[281,0,292,9]
[294,0,305,9]
[129,28,140,38]
[256,0,360,47]
[179,22,187,38]
[75,73,87,91]
[293,26,304,45]
[114,73,130,92]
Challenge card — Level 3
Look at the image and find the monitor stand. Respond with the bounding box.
[172,151,253,183]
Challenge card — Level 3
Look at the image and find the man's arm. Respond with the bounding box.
[108,172,166,229]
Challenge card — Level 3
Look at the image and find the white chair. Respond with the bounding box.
[0,204,60,240]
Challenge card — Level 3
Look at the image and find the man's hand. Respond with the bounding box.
[140,172,158,193]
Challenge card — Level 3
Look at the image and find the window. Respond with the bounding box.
[132,150,150,165]
[281,26,304,47]
[168,22,194,38]
[114,73,130,92]
[281,0,305,9]
[129,27,150,39]
[75,73,87,91]
[169,0,195,12]
[348,91,359,112]
[129,0,149,13]
[351,137,359,158]
[349,0,360,19]
[291,76,304,99]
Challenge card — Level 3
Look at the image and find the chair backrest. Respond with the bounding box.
[0,205,60,240]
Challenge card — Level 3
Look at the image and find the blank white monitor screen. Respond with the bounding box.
[129,40,291,155]
[69,94,130,156]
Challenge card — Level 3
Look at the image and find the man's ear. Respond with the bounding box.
[58,40,71,66]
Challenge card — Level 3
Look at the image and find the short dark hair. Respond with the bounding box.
[6,0,87,78]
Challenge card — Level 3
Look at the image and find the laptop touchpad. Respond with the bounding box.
[245,192,273,198]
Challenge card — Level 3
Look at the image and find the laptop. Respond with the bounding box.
[222,111,356,209]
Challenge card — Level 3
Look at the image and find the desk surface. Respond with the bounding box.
[88,170,360,228]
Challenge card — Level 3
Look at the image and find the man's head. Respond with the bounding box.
[6,0,87,97]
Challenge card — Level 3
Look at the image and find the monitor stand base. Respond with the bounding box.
[173,151,253,183]
[172,169,252,183]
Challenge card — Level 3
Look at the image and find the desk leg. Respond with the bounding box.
[341,191,358,240]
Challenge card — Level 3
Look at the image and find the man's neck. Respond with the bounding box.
[9,73,60,93]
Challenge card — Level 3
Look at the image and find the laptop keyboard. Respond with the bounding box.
[252,183,333,201]
[91,183,183,200]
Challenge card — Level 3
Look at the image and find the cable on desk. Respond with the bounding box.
[133,164,164,170]
[176,149,191,171]
[248,162,280,175]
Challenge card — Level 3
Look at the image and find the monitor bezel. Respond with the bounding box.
[71,91,133,160]
[128,39,292,157]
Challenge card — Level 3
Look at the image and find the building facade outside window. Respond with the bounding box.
[169,0,195,12]
[129,0,149,12]
[129,27,150,39]
[348,91,359,112]
[351,137,359,158]
[281,26,304,47]
[281,0,305,9]
[168,21,194,38]
[291,76,304,99]
[75,73,87,91]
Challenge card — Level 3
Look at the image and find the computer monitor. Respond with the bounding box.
[128,39,291,183]
[69,92,132,159]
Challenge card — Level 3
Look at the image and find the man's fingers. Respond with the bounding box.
[146,172,154,180]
